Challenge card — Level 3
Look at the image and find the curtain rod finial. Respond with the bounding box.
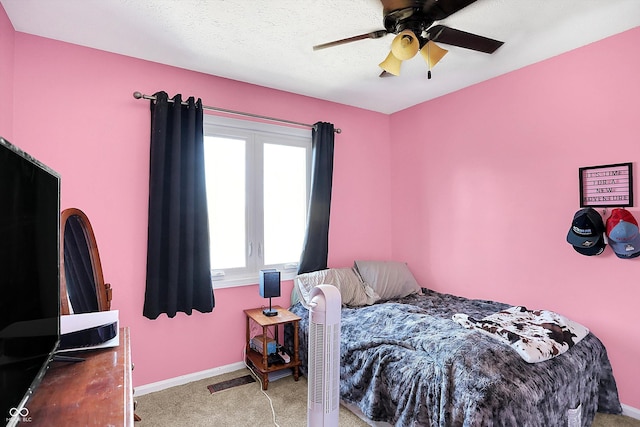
[133,91,143,99]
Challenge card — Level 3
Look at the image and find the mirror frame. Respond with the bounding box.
[60,208,112,315]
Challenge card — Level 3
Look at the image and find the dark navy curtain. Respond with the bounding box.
[298,122,335,274]
[143,91,214,319]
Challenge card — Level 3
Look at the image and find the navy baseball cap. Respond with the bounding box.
[566,208,606,256]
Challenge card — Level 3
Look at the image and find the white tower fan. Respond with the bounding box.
[307,285,342,427]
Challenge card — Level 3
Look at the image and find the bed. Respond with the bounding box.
[287,261,622,427]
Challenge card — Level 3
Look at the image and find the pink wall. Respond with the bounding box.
[3,0,638,408]
[390,27,640,408]
[0,5,14,138]
[8,33,392,386]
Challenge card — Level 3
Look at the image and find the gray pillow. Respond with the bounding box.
[353,260,421,301]
[294,268,378,308]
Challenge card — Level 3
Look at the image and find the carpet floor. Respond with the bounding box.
[134,368,640,427]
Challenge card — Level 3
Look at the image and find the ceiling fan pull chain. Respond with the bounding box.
[427,42,432,79]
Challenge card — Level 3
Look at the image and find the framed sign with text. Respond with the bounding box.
[579,162,633,208]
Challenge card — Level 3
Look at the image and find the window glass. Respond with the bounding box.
[263,142,307,265]
[204,136,246,270]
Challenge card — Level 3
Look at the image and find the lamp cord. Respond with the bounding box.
[242,345,281,427]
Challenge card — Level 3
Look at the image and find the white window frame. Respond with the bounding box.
[203,114,311,289]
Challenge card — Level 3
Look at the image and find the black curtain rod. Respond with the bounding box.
[133,91,341,134]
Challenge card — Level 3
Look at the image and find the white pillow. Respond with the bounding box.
[294,268,378,308]
[353,260,421,301]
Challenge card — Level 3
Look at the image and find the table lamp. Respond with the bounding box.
[259,269,280,317]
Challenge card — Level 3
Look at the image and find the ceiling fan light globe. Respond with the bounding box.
[420,41,448,68]
[379,51,402,76]
[391,30,419,60]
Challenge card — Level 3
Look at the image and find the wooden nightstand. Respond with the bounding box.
[244,305,301,390]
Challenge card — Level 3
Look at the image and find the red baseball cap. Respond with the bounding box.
[606,208,638,233]
[606,209,640,259]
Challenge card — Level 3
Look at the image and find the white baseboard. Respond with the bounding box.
[134,361,246,396]
[622,404,640,420]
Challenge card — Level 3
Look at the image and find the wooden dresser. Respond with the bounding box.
[20,327,134,426]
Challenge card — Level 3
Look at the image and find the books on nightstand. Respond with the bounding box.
[250,335,277,355]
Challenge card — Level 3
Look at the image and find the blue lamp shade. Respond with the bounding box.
[259,269,280,316]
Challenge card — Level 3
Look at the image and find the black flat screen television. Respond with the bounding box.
[0,137,60,426]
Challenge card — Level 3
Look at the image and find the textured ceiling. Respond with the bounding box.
[2,0,639,114]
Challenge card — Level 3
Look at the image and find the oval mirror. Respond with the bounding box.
[60,208,111,315]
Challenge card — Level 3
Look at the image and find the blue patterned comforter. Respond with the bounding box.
[288,289,621,426]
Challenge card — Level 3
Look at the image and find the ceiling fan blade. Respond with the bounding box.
[420,0,478,20]
[380,0,477,19]
[313,30,388,51]
[379,1,419,14]
[427,25,503,54]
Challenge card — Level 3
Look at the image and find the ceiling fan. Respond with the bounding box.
[313,0,504,78]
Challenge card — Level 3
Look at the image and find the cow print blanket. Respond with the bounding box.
[288,289,622,427]
[452,306,590,363]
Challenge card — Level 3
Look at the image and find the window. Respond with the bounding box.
[203,115,311,288]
